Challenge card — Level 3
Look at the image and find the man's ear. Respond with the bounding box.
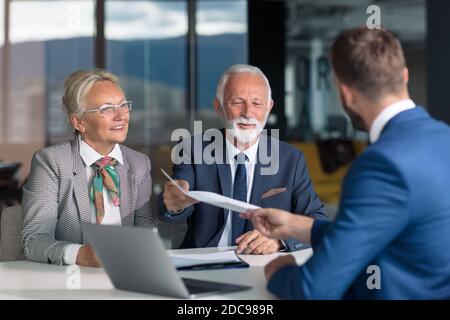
[403,67,409,85]
[339,82,354,107]
[268,99,274,113]
[70,115,85,133]
[213,98,223,116]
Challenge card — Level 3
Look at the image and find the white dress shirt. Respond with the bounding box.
[63,136,124,265]
[217,138,259,247]
[369,99,415,143]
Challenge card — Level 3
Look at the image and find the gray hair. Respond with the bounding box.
[62,69,120,118]
[215,64,272,106]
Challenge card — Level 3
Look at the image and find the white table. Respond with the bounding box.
[0,247,312,299]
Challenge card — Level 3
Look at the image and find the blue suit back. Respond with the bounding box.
[268,107,450,299]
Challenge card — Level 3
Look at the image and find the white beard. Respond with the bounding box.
[225,116,267,144]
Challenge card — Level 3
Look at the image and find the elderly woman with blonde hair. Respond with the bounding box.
[22,69,157,267]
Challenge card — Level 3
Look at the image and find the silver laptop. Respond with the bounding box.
[82,223,251,299]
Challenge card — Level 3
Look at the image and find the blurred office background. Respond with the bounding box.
[2,0,447,248]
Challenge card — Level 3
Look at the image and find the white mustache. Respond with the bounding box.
[228,117,263,128]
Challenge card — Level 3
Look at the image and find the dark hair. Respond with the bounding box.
[330,26,406,100]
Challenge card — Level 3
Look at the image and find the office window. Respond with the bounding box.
[9,0,94,144]
[0,0,94,182]
[0,0,249,189]
[196,0,247,130]
[106,0,188,154]
[285,1,426,141]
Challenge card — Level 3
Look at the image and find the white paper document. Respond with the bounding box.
[168,250,242,268]
[161,169,260,213]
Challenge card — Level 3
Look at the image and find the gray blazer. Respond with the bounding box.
[22,137,157,265]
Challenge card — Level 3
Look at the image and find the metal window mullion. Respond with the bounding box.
[95,0,105,69]
[187,0,197,131]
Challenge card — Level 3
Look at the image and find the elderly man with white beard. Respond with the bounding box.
[158,64,328,254]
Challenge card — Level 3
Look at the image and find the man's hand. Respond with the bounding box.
[162,180,198,212]
[76,245,102,268]
[240,208,314,244]
[235,229,281,254]
[264,255,297,281]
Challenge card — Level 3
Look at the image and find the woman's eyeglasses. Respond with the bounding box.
[83,101,132,116]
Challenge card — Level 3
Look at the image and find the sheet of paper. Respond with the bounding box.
[161,169,260,213]
[238,249,313,267]
[168,250,241,268]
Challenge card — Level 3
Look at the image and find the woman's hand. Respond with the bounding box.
[76,244,102,267]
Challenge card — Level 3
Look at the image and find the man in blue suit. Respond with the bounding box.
[242,27,450,299]
[159,64,327,254]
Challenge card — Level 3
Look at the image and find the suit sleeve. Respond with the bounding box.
[134,155,158,227]
[22,150,71,265]
[284,151,327,252]
[158,139,196,223]
[268,151,410,299]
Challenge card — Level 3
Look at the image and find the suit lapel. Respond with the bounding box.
[71,137,92,244]
[249,136,271,208]
[216,164,232,199]
[117,147,134,226]
[206,133,232,246]
[205,164,231,247]
[216,131,232,198]
[245,136,273,232]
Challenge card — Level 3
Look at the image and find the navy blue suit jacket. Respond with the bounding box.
[158,132,327,251]
[268,107,450,299]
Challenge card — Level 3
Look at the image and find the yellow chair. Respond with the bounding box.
[290,141,366,204]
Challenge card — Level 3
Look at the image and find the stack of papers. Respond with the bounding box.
[168,250,248,270]
[161,169,260,213]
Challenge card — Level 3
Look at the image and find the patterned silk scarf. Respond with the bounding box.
[89,156,120,223]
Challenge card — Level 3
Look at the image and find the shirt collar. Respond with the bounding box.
[369,99,415,143]
[78,135,123,167]
[225,137,259,165]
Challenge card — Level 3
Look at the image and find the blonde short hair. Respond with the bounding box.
[62,69,120,117]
